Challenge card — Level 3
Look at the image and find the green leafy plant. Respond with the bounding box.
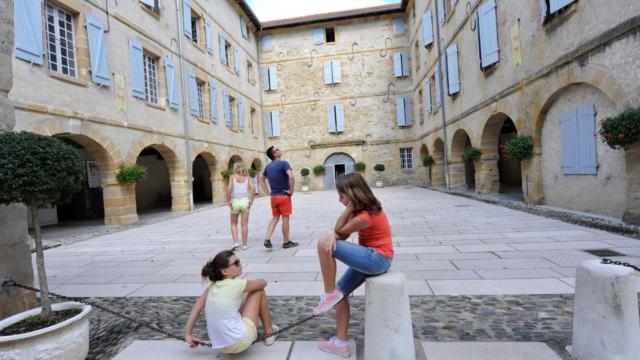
[116,164,146,185]
[313,165,326,175]
[462,146,481,163]
[354,162,366,172]
[248,168,257,178]
[300,168,310,177]
[599,108,640,150]
[504,135,534,161]
[0,132,83,319]
[221,168,234,178]
[422,155,435,167]
[374,164,385,172]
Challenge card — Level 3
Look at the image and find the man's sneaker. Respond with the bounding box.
[319,337,350,358]
[263,239,273,249]
[283,241,299,249]
[313,288,344,315]
[264,324,279,346]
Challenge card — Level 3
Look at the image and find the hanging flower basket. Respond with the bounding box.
[462,147,481,163]
[598,108,640,150]
[504,135,533,161]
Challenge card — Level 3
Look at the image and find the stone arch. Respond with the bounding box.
[476,113,522,195]
[432,138,446,187]
[449,129,474,189]
[227,155,244,170]
[419,143,432,185]
[323,152,356,190]
[251,158,263,172]
[192,150,218,205]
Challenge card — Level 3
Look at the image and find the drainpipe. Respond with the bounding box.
[433,0,451,191]
[175,0,193,210]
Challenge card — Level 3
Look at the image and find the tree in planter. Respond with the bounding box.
[374,164,386,172]
[599,108,640,150]
[116,164,146,185]
[504,135,534,161]
[248,168,257,178]
[0,132,83,320]
[462,146,481,163]
[313,165,326,176]
[354,162,366,173]
[422,155,435,185]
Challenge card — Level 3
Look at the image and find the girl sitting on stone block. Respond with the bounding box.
[184,250,279,353]
[314,172,394,357]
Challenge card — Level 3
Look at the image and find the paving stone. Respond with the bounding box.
[289,340,356,359]
[427,279,575,295]
[112,340,292,360]
[452,258,557,270]
[421,341,563,360]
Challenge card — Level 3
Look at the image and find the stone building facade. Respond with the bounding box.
[8,0,640,224]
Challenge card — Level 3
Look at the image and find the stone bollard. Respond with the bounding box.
[571,259,640,360]
[365,271,415,360]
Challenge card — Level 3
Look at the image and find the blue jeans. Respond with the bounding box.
[333,240,392,296]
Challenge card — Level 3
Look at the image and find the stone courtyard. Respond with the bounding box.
[31,186,640,359]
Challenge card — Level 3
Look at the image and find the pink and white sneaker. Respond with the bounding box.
[313,289,344,315]
[319,337,351,358]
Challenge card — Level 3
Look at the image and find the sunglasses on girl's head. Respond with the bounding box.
[227,259,240,268]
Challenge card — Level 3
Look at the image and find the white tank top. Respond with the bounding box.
[231,177,249,199]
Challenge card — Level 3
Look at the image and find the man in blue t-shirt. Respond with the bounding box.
[259,146,298,249]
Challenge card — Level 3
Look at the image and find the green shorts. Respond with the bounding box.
[231,198,250,214]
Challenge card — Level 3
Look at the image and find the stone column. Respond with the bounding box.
[431,164,445,186]
[102,179,138,225]
[212,176,226,205]
[623,143,640,225]
[524,152,545,204]
[448,161,465,188]
[475,154,499,195]
[170,167,191,213]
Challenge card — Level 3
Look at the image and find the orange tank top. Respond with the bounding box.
[356,209,394,258]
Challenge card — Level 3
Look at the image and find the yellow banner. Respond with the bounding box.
[511,21,523,66]
[115,74,127,113]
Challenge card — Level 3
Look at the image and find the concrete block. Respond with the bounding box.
[571,259,640,360]
[365,271,415,360]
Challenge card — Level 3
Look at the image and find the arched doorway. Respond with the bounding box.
[450,129,475,189]
[479,113,522,197]
[419,144,431,185]
[323,153,355,190]
[192,154,213,205]
[135,147,172,213]
[498,118,521,194]
[228,155,243,172]
[432,138,446,187]
[251,158,263,195]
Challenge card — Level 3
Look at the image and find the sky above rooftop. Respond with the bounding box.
[245,0,401,22]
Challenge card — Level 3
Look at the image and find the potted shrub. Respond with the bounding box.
[313,165,326,176]
[354,162,366,173]
[300,168,310,192]
[374,164,385,187]
[220,168,234,182]
[248,168,257,178]
[462,146,481,163]
[422,155,435,185]
[116,164,146,185]
[599,108,640,150]
[504,135,534,161]
[0,132,91,360]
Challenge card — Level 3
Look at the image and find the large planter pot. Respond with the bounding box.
[375,180,384,188]
[301,185,310,192]
[0,302,91,360]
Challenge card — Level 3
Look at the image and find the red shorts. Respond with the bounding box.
[270,195,292,216]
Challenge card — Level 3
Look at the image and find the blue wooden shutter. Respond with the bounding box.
[332,61,342,83]
[183,0,191,38]
[396,97,406,126]
[187,69,198,115]
[446,44,460,95]
[268,66,277,90]
[14,0,43,65]
[550,0,575,13]
[404,97,413,126]
[393,53,403,77]
[271,111,280,136]
[128,37,145,99]
[392,18,404,34]
[240,17,248,39]
[327,105,336,132]
[205,17,214,54]
[324,61,333,84]
[540,0,548,24]
[312,28,324,44]
[219,33,226,64]
[263,67,270,91]
[451,0,458,7]
[223,90,231,127]
[423,11,434,47]
[209,80,217,122]
[401,52,410,76]
[86,13,111,86]
[437,0,446,25]
[560,108,578,174]
[266,112,273,137]
[234,47,241,75]
[577,104,597,174]
[478,0,499,68]
[425,78,432,113]
[164,56,179,109]
[238,98,244,131]
[335,104,345,132]
[435,68,442,105]
[262,35,272,50]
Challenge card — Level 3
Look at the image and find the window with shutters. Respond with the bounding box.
[139,0,160,16]
[143,53,159,104]
[414,41,421,71]
[240,17,249,40]
[400,148,414,169]
[392,18,404,35]
[228,96,236,128]
[324,60,342,85]
[560,104,598,175]
[477,0,499,70]
[266,111,280,138]
[418,89,424,125]
[540,0,577,26]
[265,66,277,91]
[325,28,335,43]
[393,53,410,77]
[262,35,273,52]
[196,79,205,118]
[224,40,232,68]
[45,4,77,77]
[247,61,255,85]
[190,10,201,45]
[327,104,345,134]
[250,108,256,135]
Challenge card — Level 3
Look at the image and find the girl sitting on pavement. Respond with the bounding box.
[227,162,255,251]
[184,250,279,353]
[313,172,394,358]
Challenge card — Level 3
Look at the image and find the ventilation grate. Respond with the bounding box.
[583,248,626,257]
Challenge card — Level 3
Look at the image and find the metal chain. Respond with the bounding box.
[601,258,640,272]
[2,279,319,348]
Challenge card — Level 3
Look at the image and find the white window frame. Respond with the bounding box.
[400,148,413,169]
[190,10,200,44]
[143,53,159,104]
[196,79,205,118]
[229,95,236,127]
[45,3,77,77]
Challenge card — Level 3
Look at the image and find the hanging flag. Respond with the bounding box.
[511,20,523,66]
[115,74,127,113]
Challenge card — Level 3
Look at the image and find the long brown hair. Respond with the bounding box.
[335,172,382,215]
[202,250,235,282]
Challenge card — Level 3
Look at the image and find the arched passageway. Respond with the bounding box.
[432,138,446,187]
[192,154,213,204]
[419,144,431,185]
[478,113,522,197]
[135,147,172,213]
[323,153,355,190]
[450,129,475,189]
